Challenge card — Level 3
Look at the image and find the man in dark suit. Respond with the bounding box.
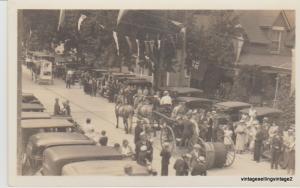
[181,113,194,147]
[99,130,108,146]
[160,143,171,176]
[173,154,190,176]
[254,126,264,162]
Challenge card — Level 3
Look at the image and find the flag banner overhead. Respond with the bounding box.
[78,14,87,31]
[113,31,120,56]
[57,9,65,31]
[117,10,128,26]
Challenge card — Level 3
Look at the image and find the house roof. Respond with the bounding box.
[238,53,292,70]
[283,10,295,29]
[236,10,280,44]
[236,10,294,44]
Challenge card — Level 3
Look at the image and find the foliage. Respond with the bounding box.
[186,10,238,70]
[276,75,295,126]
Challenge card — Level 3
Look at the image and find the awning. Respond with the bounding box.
[237,54,292,71]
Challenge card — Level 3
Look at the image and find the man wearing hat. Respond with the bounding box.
[190,144,204,167]
[181,113,194,147]
[135,131,146,159]
[191,156,207,176]
[253,126,264,162]
[173,154,190,176]
[53,98,61,115]
[137,145,149,166]
[270,131,283,169]
[65,100,71,116]
[134,119,144,145]
[160,143,171,176]
[171,101,186,119]
[160,91,173,114]
[160,91,172,105]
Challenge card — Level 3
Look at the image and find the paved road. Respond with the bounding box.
[22,66,287,176]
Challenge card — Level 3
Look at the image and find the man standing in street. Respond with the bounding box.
[253,126,264,162]
[65,100,71,116]
[270,131,283,169]
[181,112,194,147]
[53,98,60,115]
[173,154,190,176]
[160,143,171,176]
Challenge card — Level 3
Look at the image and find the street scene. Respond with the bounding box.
[18,10,295,177]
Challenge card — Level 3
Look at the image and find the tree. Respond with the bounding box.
[186,11,237,69]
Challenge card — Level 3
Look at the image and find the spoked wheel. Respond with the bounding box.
[160,125,176,153]
[223,136,236,167]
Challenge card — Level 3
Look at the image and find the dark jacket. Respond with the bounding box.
[160,149,171,165]
[182,119,194,138]
[173,158,189,176]
[99,136,108,146]
[134,125,144,144]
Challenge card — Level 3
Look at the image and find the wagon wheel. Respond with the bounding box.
[160,124,176,153]
[223,136,236,167]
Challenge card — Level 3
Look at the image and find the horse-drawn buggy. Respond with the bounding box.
[150,97,236,169]
[29,52,55,85]
[129,90,236,169]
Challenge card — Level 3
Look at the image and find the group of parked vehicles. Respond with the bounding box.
[21,92,156,176]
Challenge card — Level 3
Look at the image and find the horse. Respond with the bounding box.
[115,95,134,134]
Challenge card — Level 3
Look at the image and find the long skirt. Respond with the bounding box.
[253,142,262,161]
[287,150,295,170]
[235,133,246,151]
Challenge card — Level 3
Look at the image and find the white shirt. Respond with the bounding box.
[160,95,172,105]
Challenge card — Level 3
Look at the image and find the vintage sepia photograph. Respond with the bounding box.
[7,0,299,186]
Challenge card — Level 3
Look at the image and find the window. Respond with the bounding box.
[184,68,191,78]
[270,26,284,54]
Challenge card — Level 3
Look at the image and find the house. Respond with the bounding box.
[235,10,295,106]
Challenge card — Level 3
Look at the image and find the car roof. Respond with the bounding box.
[22,93,35,97]
[176,97,213,103]
[160,87,203,94]
[240,107,282,117]
[21,119,74,129]
[90,69,108,72]
[214,101,251,109]
[44,145,122,160]
[29,132,95,147]
[21,103,45,111]
[62,160,150,176]
[125,79,152,85]
[21,112,51,120]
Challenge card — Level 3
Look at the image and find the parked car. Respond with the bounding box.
[41,145,123,175]
[21,118,75,147]
[214,101,251,122]
[239,107,283,123]
[21,112,51,120]
[159,87,204,98]
[22,93,41,104]
[25,132,96,171]
[62,160,156,176]
[175,96,215,110]
[22,103,45,112]
[125,78,152,88]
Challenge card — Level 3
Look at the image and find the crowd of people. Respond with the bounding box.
[53,70,296,176]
